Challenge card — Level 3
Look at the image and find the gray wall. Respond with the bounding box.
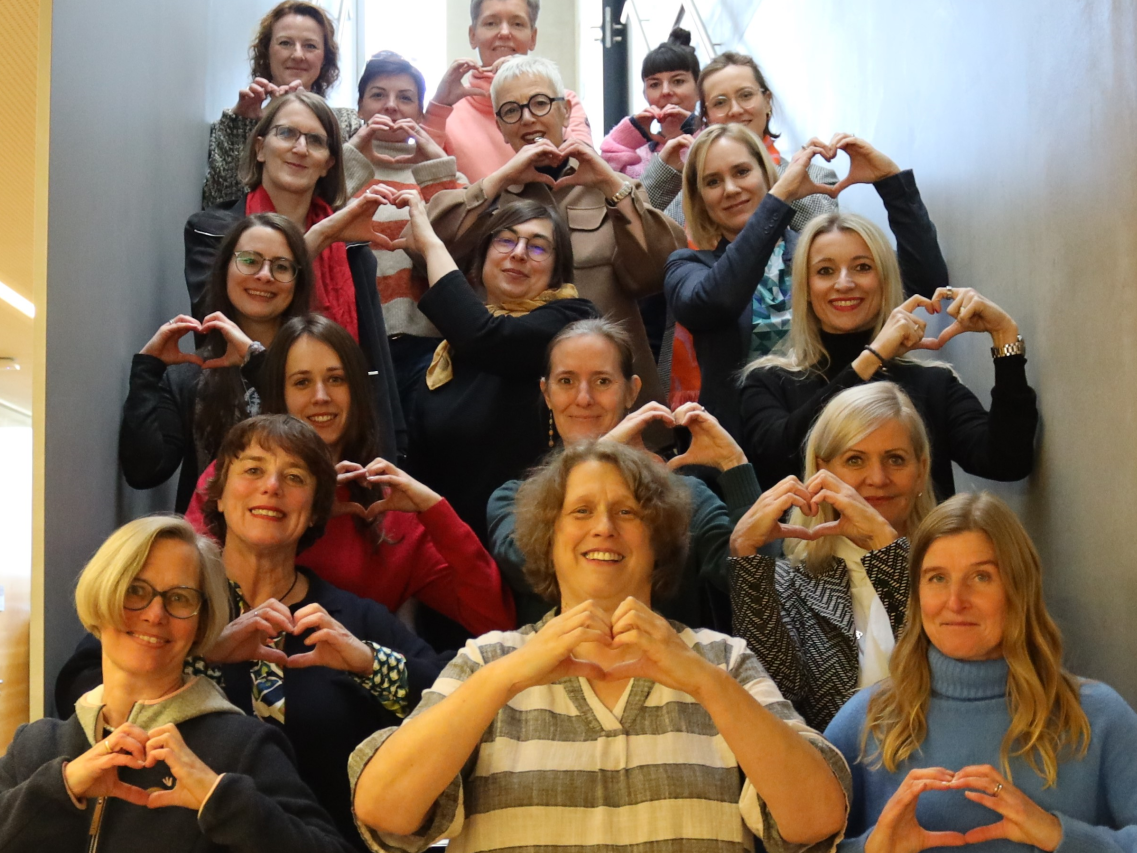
[42,0,278,711]
[688,0,1137,700]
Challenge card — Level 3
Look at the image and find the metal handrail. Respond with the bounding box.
[622,0,720,59]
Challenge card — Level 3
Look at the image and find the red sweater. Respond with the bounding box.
[186,463,515,635]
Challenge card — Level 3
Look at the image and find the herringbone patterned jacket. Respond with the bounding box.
[730,539,910,730]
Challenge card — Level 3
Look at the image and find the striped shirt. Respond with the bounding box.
[349,617,851,853]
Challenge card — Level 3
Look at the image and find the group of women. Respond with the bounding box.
[2,1,1135,852]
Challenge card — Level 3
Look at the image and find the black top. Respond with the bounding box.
[664,170,949,445]
[408,270,598,543]
[740,328,1039,499]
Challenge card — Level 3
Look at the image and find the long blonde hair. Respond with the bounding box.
[747,212,905,375]
[682,123,780,251]
[863,492,1091,787]
[785,382,933,574]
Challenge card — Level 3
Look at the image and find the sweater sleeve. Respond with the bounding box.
[823,690,876,852]
[0,732,91,848]
[664,192,795,332]
[874,170,949,299]
[418,270,597,375]
[119,354,191,491]
[197,723,356,853]
[940,356,1038,482]
[600,116,651,173]
[739,365,868,488]
[202,111,256,209]
[640,154,683,213]
[394,499,515,635]
[684,475,736,594]
[421,101,455,155]
[486,480,555,628]
[729,554,808,709]
[564,88,594,147]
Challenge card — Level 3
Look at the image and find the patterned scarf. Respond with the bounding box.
[425,283,579,390]
[763,134,782,166]
[749,240,793,358]
[229,579,288,724]
[245,186,359,341]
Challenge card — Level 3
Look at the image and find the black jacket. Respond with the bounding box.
[664,170,948,444]
[184,194,406,460]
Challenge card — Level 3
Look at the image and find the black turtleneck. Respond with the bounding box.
[818,328,874,378]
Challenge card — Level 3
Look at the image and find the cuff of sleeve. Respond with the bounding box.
[731,552,777,576]
[218,109,257,135]
[411,156,459,187]
[60,762,88,810]
[424,101,453,125]
[352,641,411,717]
[131,352,169,378]
[992,352,1029,384]
[872,168,918,201]
[464,180,490,210]
[719,463,761,513]
[1052,812,1089,852]
[197,773,227,819]
[867,537,909,563]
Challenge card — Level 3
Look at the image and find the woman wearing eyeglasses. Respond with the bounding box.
[186,90,405,463]
[0,515,356,853]
[393,188,596,545]
[121,212,312,512]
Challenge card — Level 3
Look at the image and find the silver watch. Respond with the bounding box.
[990,335,1025,359]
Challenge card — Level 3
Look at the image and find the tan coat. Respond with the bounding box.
[426,171,686,408]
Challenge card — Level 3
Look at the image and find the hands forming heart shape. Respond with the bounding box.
[139,312,254,370]
[332,457,443,520]
[873,288,1019,360]
[774,132,901,202]
[601,401,747,473]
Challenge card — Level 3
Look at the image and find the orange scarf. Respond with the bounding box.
[246,186,359,341]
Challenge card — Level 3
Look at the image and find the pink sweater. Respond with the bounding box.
[422,74,594,183]
[599,116,655,179]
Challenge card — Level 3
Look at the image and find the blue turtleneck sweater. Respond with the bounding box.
[825,647,1137,851]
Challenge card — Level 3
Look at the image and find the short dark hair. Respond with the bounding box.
[642,27,700,80]
[466,200,574,293]
[194,213,315,458]
[357,51,427,112]
[250,2,341,97]
[698,51,779,139]
[203,415,337,553]
[514,441,691,604]
[239,91,348,208]
[544,318,635,382]
[470,0,539,26]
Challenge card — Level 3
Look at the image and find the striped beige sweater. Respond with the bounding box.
[349,617,851,853]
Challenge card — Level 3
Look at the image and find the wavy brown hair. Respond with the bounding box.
[514,441,691,604]
[250,1,340,96]
[862,492,1091,787]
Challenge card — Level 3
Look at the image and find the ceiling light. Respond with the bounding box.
[0,281,34,318]
[0,358,19,371]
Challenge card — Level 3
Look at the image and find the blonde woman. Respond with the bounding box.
[0,516,354,852]
[824,492,1137,852]
[739,185,1036,498]
[665,128,946,441]
[730,382,933,730]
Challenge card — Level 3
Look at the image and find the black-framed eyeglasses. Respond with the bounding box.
[232,251,299,283]
[495,94,565,125]
[491,229,553,261]
[123,578,204,620]
[269,124,329,152]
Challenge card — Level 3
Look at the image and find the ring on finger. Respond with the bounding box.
[103,739,113,754]
[993,782,1003,796]
[945,286,954,299]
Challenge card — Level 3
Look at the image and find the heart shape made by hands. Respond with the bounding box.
[824,145,852,188]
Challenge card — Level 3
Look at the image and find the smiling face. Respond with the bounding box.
[283,335,352,456]
[268,13,326,90]
[920,530,1008,661]
[255,101,335,198]
[699,136,768,241]
[643,70,698,112]
[217,440,316,553]
[807,228,885,334]
[469,0,537,66]
[542,335,641,443]
[494,73,568,150]
[553,460,655,609]
[481,217,555,304]
[702,64,772,133]
[100,537,202,685]
[226,226,296,326]
[817,418,925,534]
[358,72,423,125]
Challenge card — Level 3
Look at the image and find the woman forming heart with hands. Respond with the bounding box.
[731,382,934,731]
[825,491,1137,852]
[1,515,355,852]
[352,441,851,853]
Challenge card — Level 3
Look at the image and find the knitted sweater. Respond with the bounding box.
[824,648,1137,852]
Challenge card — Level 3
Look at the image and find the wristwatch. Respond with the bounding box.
[605,181,634,207]
[991,335,1026,359]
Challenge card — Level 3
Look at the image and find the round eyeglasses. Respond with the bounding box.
[491,230,553,261]
[123,578,204,620]
[495,94,566,125]
[268,124,329,152]
[232,251,300,283]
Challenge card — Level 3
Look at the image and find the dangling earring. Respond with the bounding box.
[548,410,556,448]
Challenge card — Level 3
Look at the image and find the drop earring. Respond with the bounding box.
[548,410,556,448]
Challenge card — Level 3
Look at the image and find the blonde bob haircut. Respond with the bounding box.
[785,382,933,574]
[682,123,780,251]
[75,515,230,656]
[863,492,1091,788]
[747,211,905,375]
